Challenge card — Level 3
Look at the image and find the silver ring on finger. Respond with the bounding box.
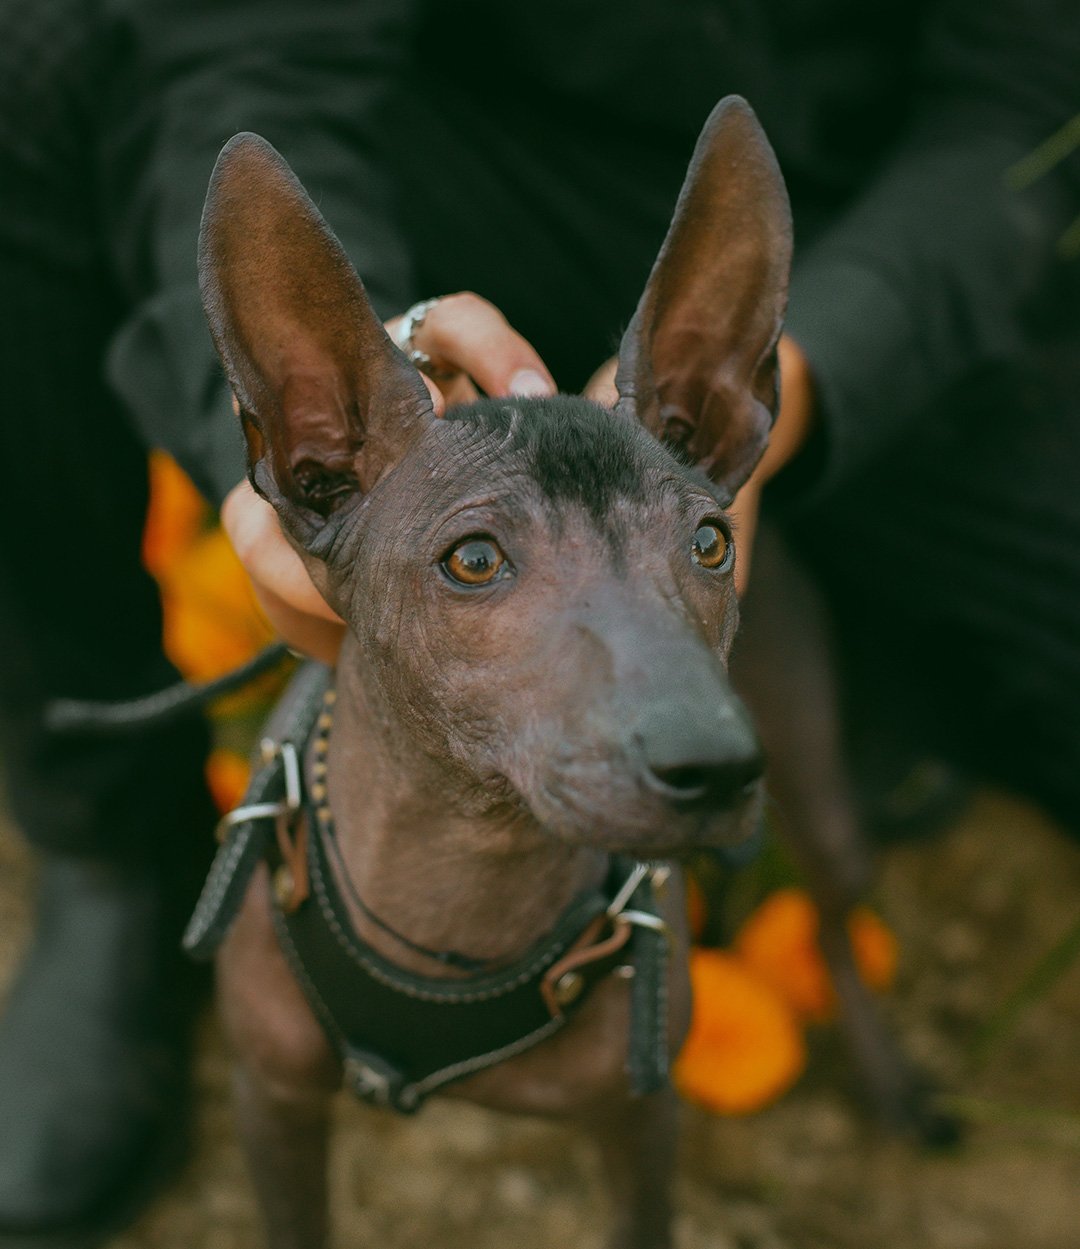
[392,297,461,381]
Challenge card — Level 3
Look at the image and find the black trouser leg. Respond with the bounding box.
[0,0,215,869]
[0,224,217,1248]
[0,2,216,1236]
[0,240,216,868]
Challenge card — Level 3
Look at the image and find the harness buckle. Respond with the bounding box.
[214,739,303,843]
[261,737,303,813]
[212,740,311,913]
[606,861,671,943]
[344,1048,418,1114]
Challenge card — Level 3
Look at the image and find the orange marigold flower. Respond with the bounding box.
[142,452,208,578]
[686,875,708,941]
[143,453,275,705]
[205,749,252,814]
[158,527,275,687]
[733,887,898,1023]
[674,948,806,1115]
[850,905,899,994]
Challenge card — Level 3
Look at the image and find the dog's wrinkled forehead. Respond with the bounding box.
[439,396,717,523]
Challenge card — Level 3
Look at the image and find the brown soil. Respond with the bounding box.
[3,790,1079,1249]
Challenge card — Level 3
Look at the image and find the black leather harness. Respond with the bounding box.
[184,663,672,1113]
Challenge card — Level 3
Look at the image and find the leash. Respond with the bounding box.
[183,661,329,957]
[44,642,293,735]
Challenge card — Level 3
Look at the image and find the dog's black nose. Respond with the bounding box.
[633,703,763,809]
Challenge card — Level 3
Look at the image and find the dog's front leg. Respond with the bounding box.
[584,1087,678,1249]
[232,1061,333,1249]
[218,869,342,1249]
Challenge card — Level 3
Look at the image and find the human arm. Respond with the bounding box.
[100,0,425,506]
[102,0,1078,651]
[97,4,561,657]
[775,0,1079,501]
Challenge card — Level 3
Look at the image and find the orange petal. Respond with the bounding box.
[849,906,899,993]
[734,888,833,1021]
[205,749,252,814]
[686,876,708,941]
[158,527,274,686]
[734,887,898,1023]
[674,948,806,1115]
[142,452,208,578]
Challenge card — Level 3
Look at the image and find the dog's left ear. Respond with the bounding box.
[616,97,793,503]
[198,133,435,552]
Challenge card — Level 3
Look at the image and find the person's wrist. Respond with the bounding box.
[221,479,346,664]
[753,334,815,485]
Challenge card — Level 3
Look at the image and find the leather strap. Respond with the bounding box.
[274,825,641,1112]
[626,874,670,1095]
[182,663,331,959]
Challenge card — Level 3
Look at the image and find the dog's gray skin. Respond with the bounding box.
[197,96,790,1249]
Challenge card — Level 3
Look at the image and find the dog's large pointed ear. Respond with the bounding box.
[615,97,792,503]
[198,133,435,549]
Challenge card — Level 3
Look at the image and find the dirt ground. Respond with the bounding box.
[2,788,1080,1249]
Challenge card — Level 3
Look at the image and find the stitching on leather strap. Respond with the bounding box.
[540,916,633,1020]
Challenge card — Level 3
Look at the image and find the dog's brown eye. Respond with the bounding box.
[443,538,506,586]
[691,522,732,570]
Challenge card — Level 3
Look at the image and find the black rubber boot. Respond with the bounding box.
[0,837,213,1247]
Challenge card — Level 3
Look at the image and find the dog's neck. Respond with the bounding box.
[320,658,608,977]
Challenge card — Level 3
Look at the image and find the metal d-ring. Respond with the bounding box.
[606,862,671,941]
[213,739,302,842]
[606,862,652,917]
[615,909,670,935]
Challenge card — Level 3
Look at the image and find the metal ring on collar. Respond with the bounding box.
[392,297,460,381]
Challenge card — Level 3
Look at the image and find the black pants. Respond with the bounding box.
[796,372,1080,835]
[0,0,212,864]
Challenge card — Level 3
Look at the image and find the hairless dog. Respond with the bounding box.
[193,95,932,1249]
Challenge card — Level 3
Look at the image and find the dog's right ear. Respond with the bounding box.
[614,97,792,504]
[198,133,435,550]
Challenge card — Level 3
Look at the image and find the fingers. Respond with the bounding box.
[383,320,449,415]
[753,335,815,481]
[726,481,761,599]
[722,337,815,599]
[221,480,346,664]
[249,582,346,666]
[583,356,618,407]
[437,372,482,407]
[222,483,341,623]
[411,292,556,399]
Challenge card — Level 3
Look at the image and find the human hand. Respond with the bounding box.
[222,293,556,663]
[726,335,815,595]
[584,356,618,407]
[385,291,557,403]
[221,479,347,664]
